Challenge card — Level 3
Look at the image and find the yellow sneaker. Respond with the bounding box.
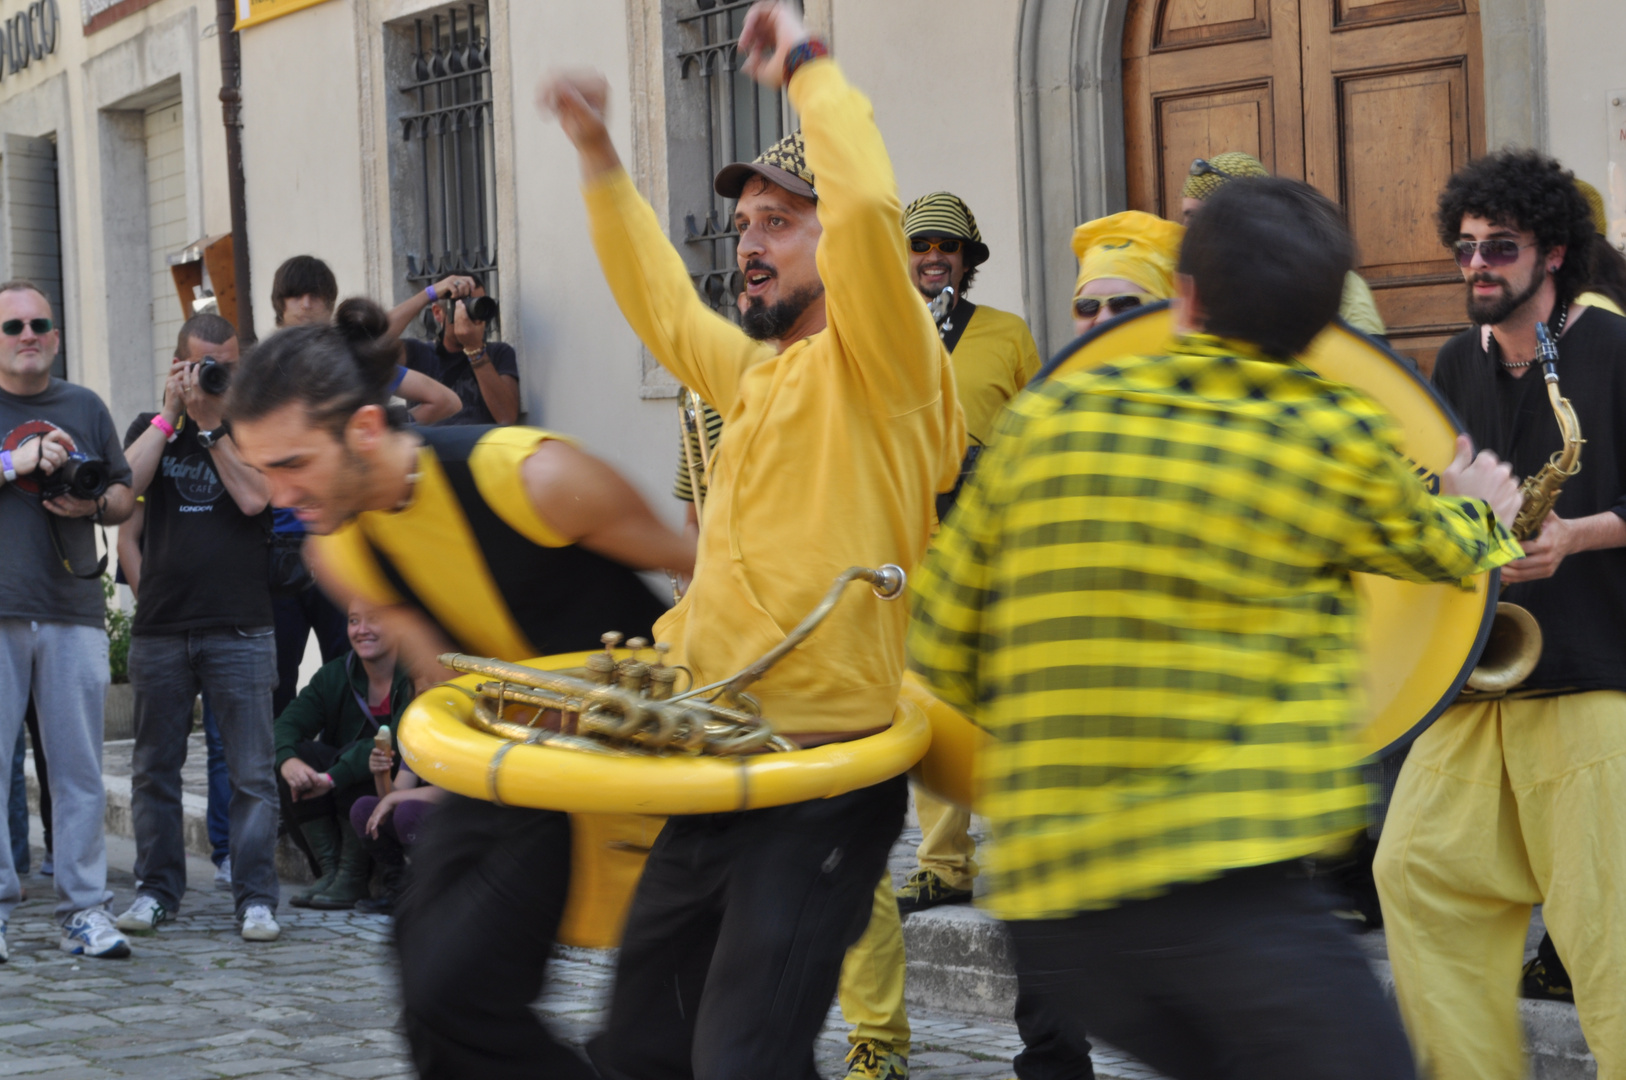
[845,1039,909,1080]
[895,869,973,916]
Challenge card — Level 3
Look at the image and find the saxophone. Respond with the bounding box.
[1465,321,1583,693]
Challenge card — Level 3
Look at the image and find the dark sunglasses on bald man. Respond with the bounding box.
[1,317,52,336]
[1073,294,1147,319]
[910,237,963,255]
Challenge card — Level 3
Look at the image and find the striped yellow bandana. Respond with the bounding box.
[1576,179,1608,236]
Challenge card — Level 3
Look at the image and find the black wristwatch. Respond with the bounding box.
[196,421,232,449]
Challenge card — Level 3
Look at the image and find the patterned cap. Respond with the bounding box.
[1180,151,1270,201]
[714,131,817,201]
[1576,178,1608,236]
[902,192,990,267]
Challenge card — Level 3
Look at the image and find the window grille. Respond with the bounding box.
[399,4,499,327]
[674,0,795,319]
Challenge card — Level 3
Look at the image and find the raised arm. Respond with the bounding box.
[739,3,955,416]
[539,71,767,414]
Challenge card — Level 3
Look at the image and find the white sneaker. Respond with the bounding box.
[60,909,131,959]
[214,856,232,887]
[0,920,8,963]
[240,904,280,942]
[114,894,169,936]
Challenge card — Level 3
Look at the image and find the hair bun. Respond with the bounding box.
[334,297,390,345]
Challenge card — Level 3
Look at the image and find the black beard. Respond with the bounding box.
[1467,261,1546,325]
[741,282,824,341]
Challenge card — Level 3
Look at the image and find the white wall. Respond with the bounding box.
[239,0,370,338]
[501,0,687,520]
[1544,0,1626,242]
[831,0,1026,322]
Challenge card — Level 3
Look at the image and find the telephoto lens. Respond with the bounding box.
[465,295,499,323]
[40,454,111,502]
[197,358,231,396]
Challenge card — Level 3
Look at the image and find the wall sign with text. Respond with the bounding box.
[0,0,57,79]
[235,0,336,30]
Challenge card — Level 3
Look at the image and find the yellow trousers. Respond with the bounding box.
[915,786,977,891]
[837,874,910,1054]
[1374,691,1626,1080]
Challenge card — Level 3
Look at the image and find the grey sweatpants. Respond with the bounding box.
[0,618,113,924]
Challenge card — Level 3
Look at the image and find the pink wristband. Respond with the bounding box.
[151,414,177,442]
[321,773,334,788]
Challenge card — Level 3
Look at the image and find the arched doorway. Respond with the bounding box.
[1121,0,1486,372]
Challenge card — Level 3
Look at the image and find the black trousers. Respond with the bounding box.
[1007,861,1415,1080]
[588,775,908,1080]
[1014,989,1095,1080]
[394,795,593,1080]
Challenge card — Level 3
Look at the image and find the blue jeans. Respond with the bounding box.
[129,626,278,917]
[201,697,230,866]
[273,585,348,717]
[7,726,28,876]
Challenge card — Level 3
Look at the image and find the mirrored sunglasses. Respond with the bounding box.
[1453,238,1531,268]
[1,318,53,336]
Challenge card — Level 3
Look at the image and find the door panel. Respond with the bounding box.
[1155,0,1271,49]
[1125,0,1484,373]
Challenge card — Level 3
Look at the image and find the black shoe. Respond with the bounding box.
[1521,954,1574,1003]
[354,893,395,915]
[895,869,973,916]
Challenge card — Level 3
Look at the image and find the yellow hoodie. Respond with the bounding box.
[583,59,965,736]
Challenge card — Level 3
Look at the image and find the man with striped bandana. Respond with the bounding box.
[908,177,1524,1079]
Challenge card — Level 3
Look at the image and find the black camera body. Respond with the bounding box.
[40,453,111,502]
[197,358,231,396]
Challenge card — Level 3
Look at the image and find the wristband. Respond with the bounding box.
[425,284,438,302]
[783,39,829,84]
[1,449,14,483]
[321,773,334,788]
[150,414,178,443]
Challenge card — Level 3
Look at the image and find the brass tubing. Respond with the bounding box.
[1464,602,1544,693]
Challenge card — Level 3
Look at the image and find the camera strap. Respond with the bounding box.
[21,492,109,580]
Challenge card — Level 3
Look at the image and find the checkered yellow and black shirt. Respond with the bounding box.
[908,334,1522,920]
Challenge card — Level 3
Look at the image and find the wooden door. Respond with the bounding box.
[1124,0,1485,373]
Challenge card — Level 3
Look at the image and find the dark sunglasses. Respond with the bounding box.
[910,237,963,255]
[1188,157,1237,181]
[1452,238,1532,268]
[1074,294,1147,319]
[1,317,52,336]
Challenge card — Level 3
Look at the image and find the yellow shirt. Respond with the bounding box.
[584,59,965,735]
[1580,290,1625,316]
[950,305,1042,446]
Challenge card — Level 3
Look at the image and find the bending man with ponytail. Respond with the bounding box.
[226,298,694,1080]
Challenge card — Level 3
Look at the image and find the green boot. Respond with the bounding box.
[307,819,373,910]
[289,817,340,908]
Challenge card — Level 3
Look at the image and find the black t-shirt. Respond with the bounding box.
[0,379,132,627]
[401,336,519,426]
[1432,306,1626,692]
[124,414,273,634]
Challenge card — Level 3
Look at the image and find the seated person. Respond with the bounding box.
[349,754,444,915]
[274,597,412,910]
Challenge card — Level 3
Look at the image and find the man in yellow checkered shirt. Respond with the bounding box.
[908,177,1525,1079]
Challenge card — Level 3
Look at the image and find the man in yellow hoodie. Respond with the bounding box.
[541,2,964,1077]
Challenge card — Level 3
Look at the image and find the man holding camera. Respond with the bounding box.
[0,279,134,961]
[113,313,282,944]
[398,274,521,426]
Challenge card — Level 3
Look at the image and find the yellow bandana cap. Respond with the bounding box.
[1071,211,1186,300]
[902,191,991,267]
[1180,151,1269,201]
[1576,179,1608,236]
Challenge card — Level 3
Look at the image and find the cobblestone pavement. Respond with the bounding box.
[0,827,1160,1080]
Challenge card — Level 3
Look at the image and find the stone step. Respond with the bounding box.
[898,899,1597,1078]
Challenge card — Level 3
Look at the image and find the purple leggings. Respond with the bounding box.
[351,794,436,856]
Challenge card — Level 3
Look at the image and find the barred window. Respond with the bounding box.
[673,0,795,321]
[398,3,499,331]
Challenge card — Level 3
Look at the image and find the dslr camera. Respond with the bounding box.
[40,452,111,502]
[423,293,499,337]
[196,358,231,396]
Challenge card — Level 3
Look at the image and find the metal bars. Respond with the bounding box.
[674,0,795,319]
[399,4,498,309]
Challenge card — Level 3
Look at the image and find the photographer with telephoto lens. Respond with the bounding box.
[114,313,283,945]
[399,272,521,425]
[0,279,136,961]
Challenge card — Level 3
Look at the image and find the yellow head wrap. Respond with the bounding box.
[1180,151,1269,201]
[1576,179,1608,236]
[1071,211,1186,300]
